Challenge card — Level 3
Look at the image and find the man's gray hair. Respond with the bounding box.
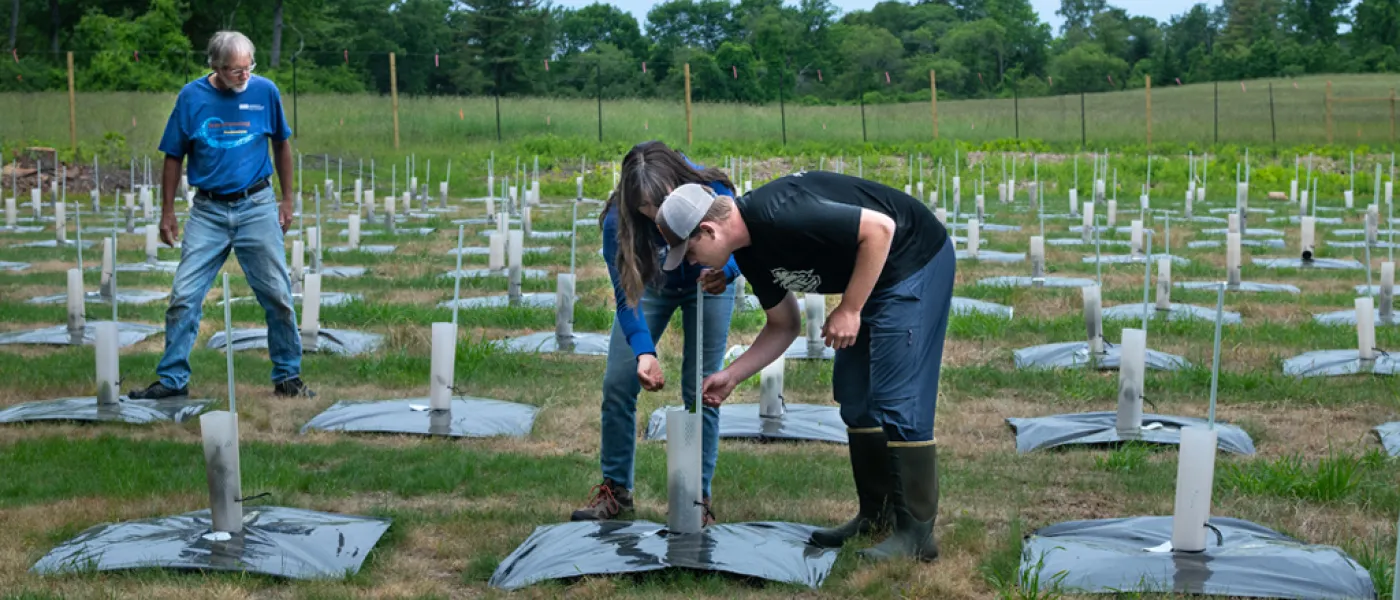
[207,31,255,68]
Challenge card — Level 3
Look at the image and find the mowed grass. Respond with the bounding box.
[2,74,1399,162]
[0,150,1398,599]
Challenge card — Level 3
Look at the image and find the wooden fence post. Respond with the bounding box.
[1325,80,1333,145]
[66,51,76,155]
[684,63,693,146]
[390,52,400,150]
[930,70,938,140]
[1145,75,1152,146]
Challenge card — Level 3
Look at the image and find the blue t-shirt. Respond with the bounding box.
[158,75,292,195]
[603,176,741,358]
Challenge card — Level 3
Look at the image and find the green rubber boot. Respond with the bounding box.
[809,429,894,548]
[860,444,940,562]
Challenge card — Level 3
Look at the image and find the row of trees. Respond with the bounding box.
[3,0,1400,103]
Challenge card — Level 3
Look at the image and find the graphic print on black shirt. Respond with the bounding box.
[732,171,948,310]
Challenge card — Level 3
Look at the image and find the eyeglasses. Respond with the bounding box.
[219,64,256,77]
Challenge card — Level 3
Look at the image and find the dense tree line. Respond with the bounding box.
[3,0,1399,103]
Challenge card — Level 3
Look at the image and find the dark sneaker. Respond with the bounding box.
[127,381,188,400]
[274,377,316,398]
[702,497,716,527]
[570,479,634,521]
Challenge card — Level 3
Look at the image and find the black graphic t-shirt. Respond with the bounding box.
[734,171,948,310]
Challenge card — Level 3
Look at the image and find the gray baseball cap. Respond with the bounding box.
[658,183,717,271]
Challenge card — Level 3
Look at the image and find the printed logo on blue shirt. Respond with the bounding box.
[239,103,265,111]
[193,117,257,149]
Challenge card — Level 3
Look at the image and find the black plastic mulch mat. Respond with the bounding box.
[0,396,209,425]
[207,328,384,356]
[1020,516,1375,599]
[299,397,536,438]
[0,322,161,347]
[645,403,847,444]
[1013,342,1189,371]
[31,506,391,580]
[1005,411,1255,454]
[488,520,838,590]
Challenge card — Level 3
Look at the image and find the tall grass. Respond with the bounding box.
[2,74,1397,162]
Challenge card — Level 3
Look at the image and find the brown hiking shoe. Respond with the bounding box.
[570,479,634,521]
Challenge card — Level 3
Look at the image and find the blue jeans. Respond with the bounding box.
[157,186,301,389]
[832,238,955,442]
[600,282,735,497]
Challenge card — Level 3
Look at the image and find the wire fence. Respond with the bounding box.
[2,49,1398,154]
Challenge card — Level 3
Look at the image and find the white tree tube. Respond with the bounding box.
[301,273,322,352]
[934,208,946,224]
[66,268,85,340]
[967,219,981,257]
[916,180,924,200]
[347,214,361,249]
[1367,207,1379,247]
[1385,181,1393,206]
[1170,425,1218,552]
[1116,328,1146,440]
[1301,216,1316,260]
[1227,232,1242,287]
[1300,189,1310,215]
[1156,258,1172,310]
[576,176,584,199]
[477,231,501,272]
[100,237,115,297]
[54,201,66,244]
[806,293,826,357]
[1007,179,1016,204]
[760,356,786,418]
[145,223,159,263]
[952,176,961,213]
[290,240,304,294]
[1290,180,1299,205]
[523,206,533,237]
[496,211,508,237]
[31,188,42,218]
[429,322,457,411]
[5,197,15,228]
[666,408,704,533]
[123,192,135,210]
[1185,188,1194,219]
[1357,297,1376,361]
[355,178,363,206]
[1130,219,1144,255]
[200,410,243,534]
[95,320,119,405]
[1069,189,1079,217]
[1107,200,1118,227]
[1345,189,1354,208]
[140,187,153,220]
[1030,236,1045,280]
[409,176,418,196]
[508,229,524,305]
[1082,202,1095,243]
[1139,193,1149,212]
[555,273,576,343]
[386,193,396,220]
[1236,181,1249,235]
[1084,285,1103,354]
[1381,262,1395,322]
[365,190,376,220]
[1227,212,1239,234]
[1197,186,1206,204]
[440,181,450,208]
[997,182,1007,204]
[975,193,985,221]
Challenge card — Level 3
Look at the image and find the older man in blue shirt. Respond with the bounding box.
[129,31,312,400]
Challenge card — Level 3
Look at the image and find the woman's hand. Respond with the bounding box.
[637,354,665,391]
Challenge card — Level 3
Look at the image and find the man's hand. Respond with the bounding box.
[279,196,294,233]
[158,211,179,247]
[698,268,729,294]
[823,304,861,349]
[637,354,665,391]
[701,369,738,407]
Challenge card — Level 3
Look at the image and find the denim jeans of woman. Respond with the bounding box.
[599,281,735,497]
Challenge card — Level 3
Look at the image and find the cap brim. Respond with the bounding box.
[662,241,689,271]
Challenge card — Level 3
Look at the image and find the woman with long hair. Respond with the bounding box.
[571,141,740,524]
[651,171,954,562]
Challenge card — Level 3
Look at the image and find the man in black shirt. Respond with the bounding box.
[655,173,955,562]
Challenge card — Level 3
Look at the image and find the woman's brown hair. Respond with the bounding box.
[601,141,735,308]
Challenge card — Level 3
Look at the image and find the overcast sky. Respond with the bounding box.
[550,0,1220,35]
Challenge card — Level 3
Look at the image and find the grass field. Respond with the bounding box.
[0,150,1398,598]
[2,74,1399,160]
